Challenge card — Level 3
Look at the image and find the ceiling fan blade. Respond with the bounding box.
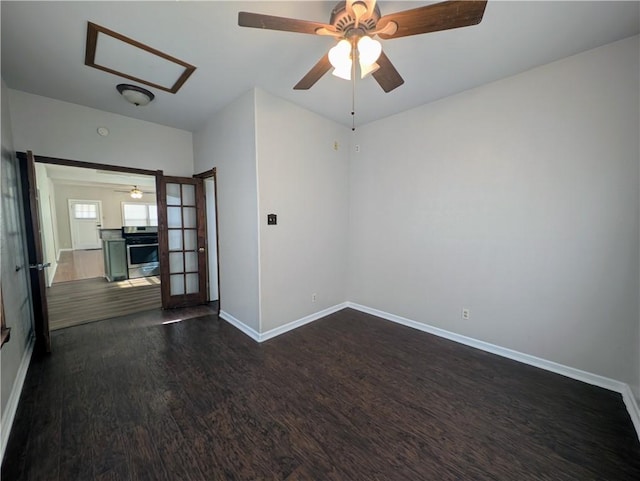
[238,12,336,35]
[371,51,404,93]
[376,0,488,40]
[294,53,332,90]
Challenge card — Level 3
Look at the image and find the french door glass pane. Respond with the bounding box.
[184,229,197,250]
[170,274,185,295]
[166,183,181,205]
[169,252,184,273]
[184,252,198,272]
[183,207,196,228]
[167,206,182,228]
[182,184,195,206]
[168,230,183,251]
[185,273,199,294]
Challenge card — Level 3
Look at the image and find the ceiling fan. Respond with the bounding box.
[114,186,155,199]
[238,0,488,93]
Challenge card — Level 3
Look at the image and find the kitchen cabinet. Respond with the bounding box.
[103,239,127,282]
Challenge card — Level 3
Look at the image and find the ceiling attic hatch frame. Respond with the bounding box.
[85,21,196,94]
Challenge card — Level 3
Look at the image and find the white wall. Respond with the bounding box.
[348,36,640,394]
[255,89,349,332]
[34,163,59,286]
[0,79,34,438]
[193,90,260,331]
[51,183,156,250]
[7,90,194,176]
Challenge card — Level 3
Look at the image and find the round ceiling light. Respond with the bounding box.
[116,84,155,106]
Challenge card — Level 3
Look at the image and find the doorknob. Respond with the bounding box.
[198,247,206,252]
[29,262,51,271]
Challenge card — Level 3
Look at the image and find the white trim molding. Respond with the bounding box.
[0,335,35,460]
[220,303,348,343]
[346,302,640,441]
[259,303,348,342]
[219,310,261,342]
[57,248,73,261]
[622,385,640,439]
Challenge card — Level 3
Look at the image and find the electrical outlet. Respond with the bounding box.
[462,308,470,320]
[312,293,317,302]
[355,144,360,153]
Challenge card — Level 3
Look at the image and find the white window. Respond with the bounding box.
[122,203,158,226]
[73,203,97,219]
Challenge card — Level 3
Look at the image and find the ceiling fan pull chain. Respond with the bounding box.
[351,43,356,132]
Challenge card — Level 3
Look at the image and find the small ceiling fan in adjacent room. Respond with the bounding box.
[238,0,488,93]
[114,186,155,199]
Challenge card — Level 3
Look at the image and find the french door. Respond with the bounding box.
[18,151,51,353]
[157,175,207,308]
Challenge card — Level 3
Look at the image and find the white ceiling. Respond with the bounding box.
[44,163,156,190]
[2,1,639,133]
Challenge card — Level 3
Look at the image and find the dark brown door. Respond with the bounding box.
[157,175,207,308]
[18,150,51,353]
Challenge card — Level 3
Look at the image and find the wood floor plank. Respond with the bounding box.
[53,249,105,284]
[47,277,161,330]
[2,305,639,481]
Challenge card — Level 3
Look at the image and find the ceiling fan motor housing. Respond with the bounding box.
[330,1,381,35]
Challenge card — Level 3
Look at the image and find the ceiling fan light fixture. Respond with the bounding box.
[329,38,353,80]
[332,64,352,81]
[360,61,380,79]
[130,186,143,199]
[329,39,352,69]
[116,84,155,106]
[357,35,382,78]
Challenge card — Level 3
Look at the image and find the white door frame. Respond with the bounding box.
[68,199,103,250]
[204,178,219,302]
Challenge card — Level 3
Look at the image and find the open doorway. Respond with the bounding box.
[33,160,162,330]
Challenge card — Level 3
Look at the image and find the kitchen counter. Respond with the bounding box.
[103,239,127,282]
[99,228,123,240]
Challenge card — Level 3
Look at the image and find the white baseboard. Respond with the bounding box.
[57,248,72,261]
[346,302,639,441]
[220,303,348,343]
[259,303,348,342]
[0,335,35,460]
[219,310,261,342]
[622,385,640,440]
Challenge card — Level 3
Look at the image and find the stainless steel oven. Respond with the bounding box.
[122,226,160,279]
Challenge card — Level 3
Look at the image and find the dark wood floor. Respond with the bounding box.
[3,307,640,481]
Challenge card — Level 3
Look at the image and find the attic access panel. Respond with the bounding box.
[85,22,196,94]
